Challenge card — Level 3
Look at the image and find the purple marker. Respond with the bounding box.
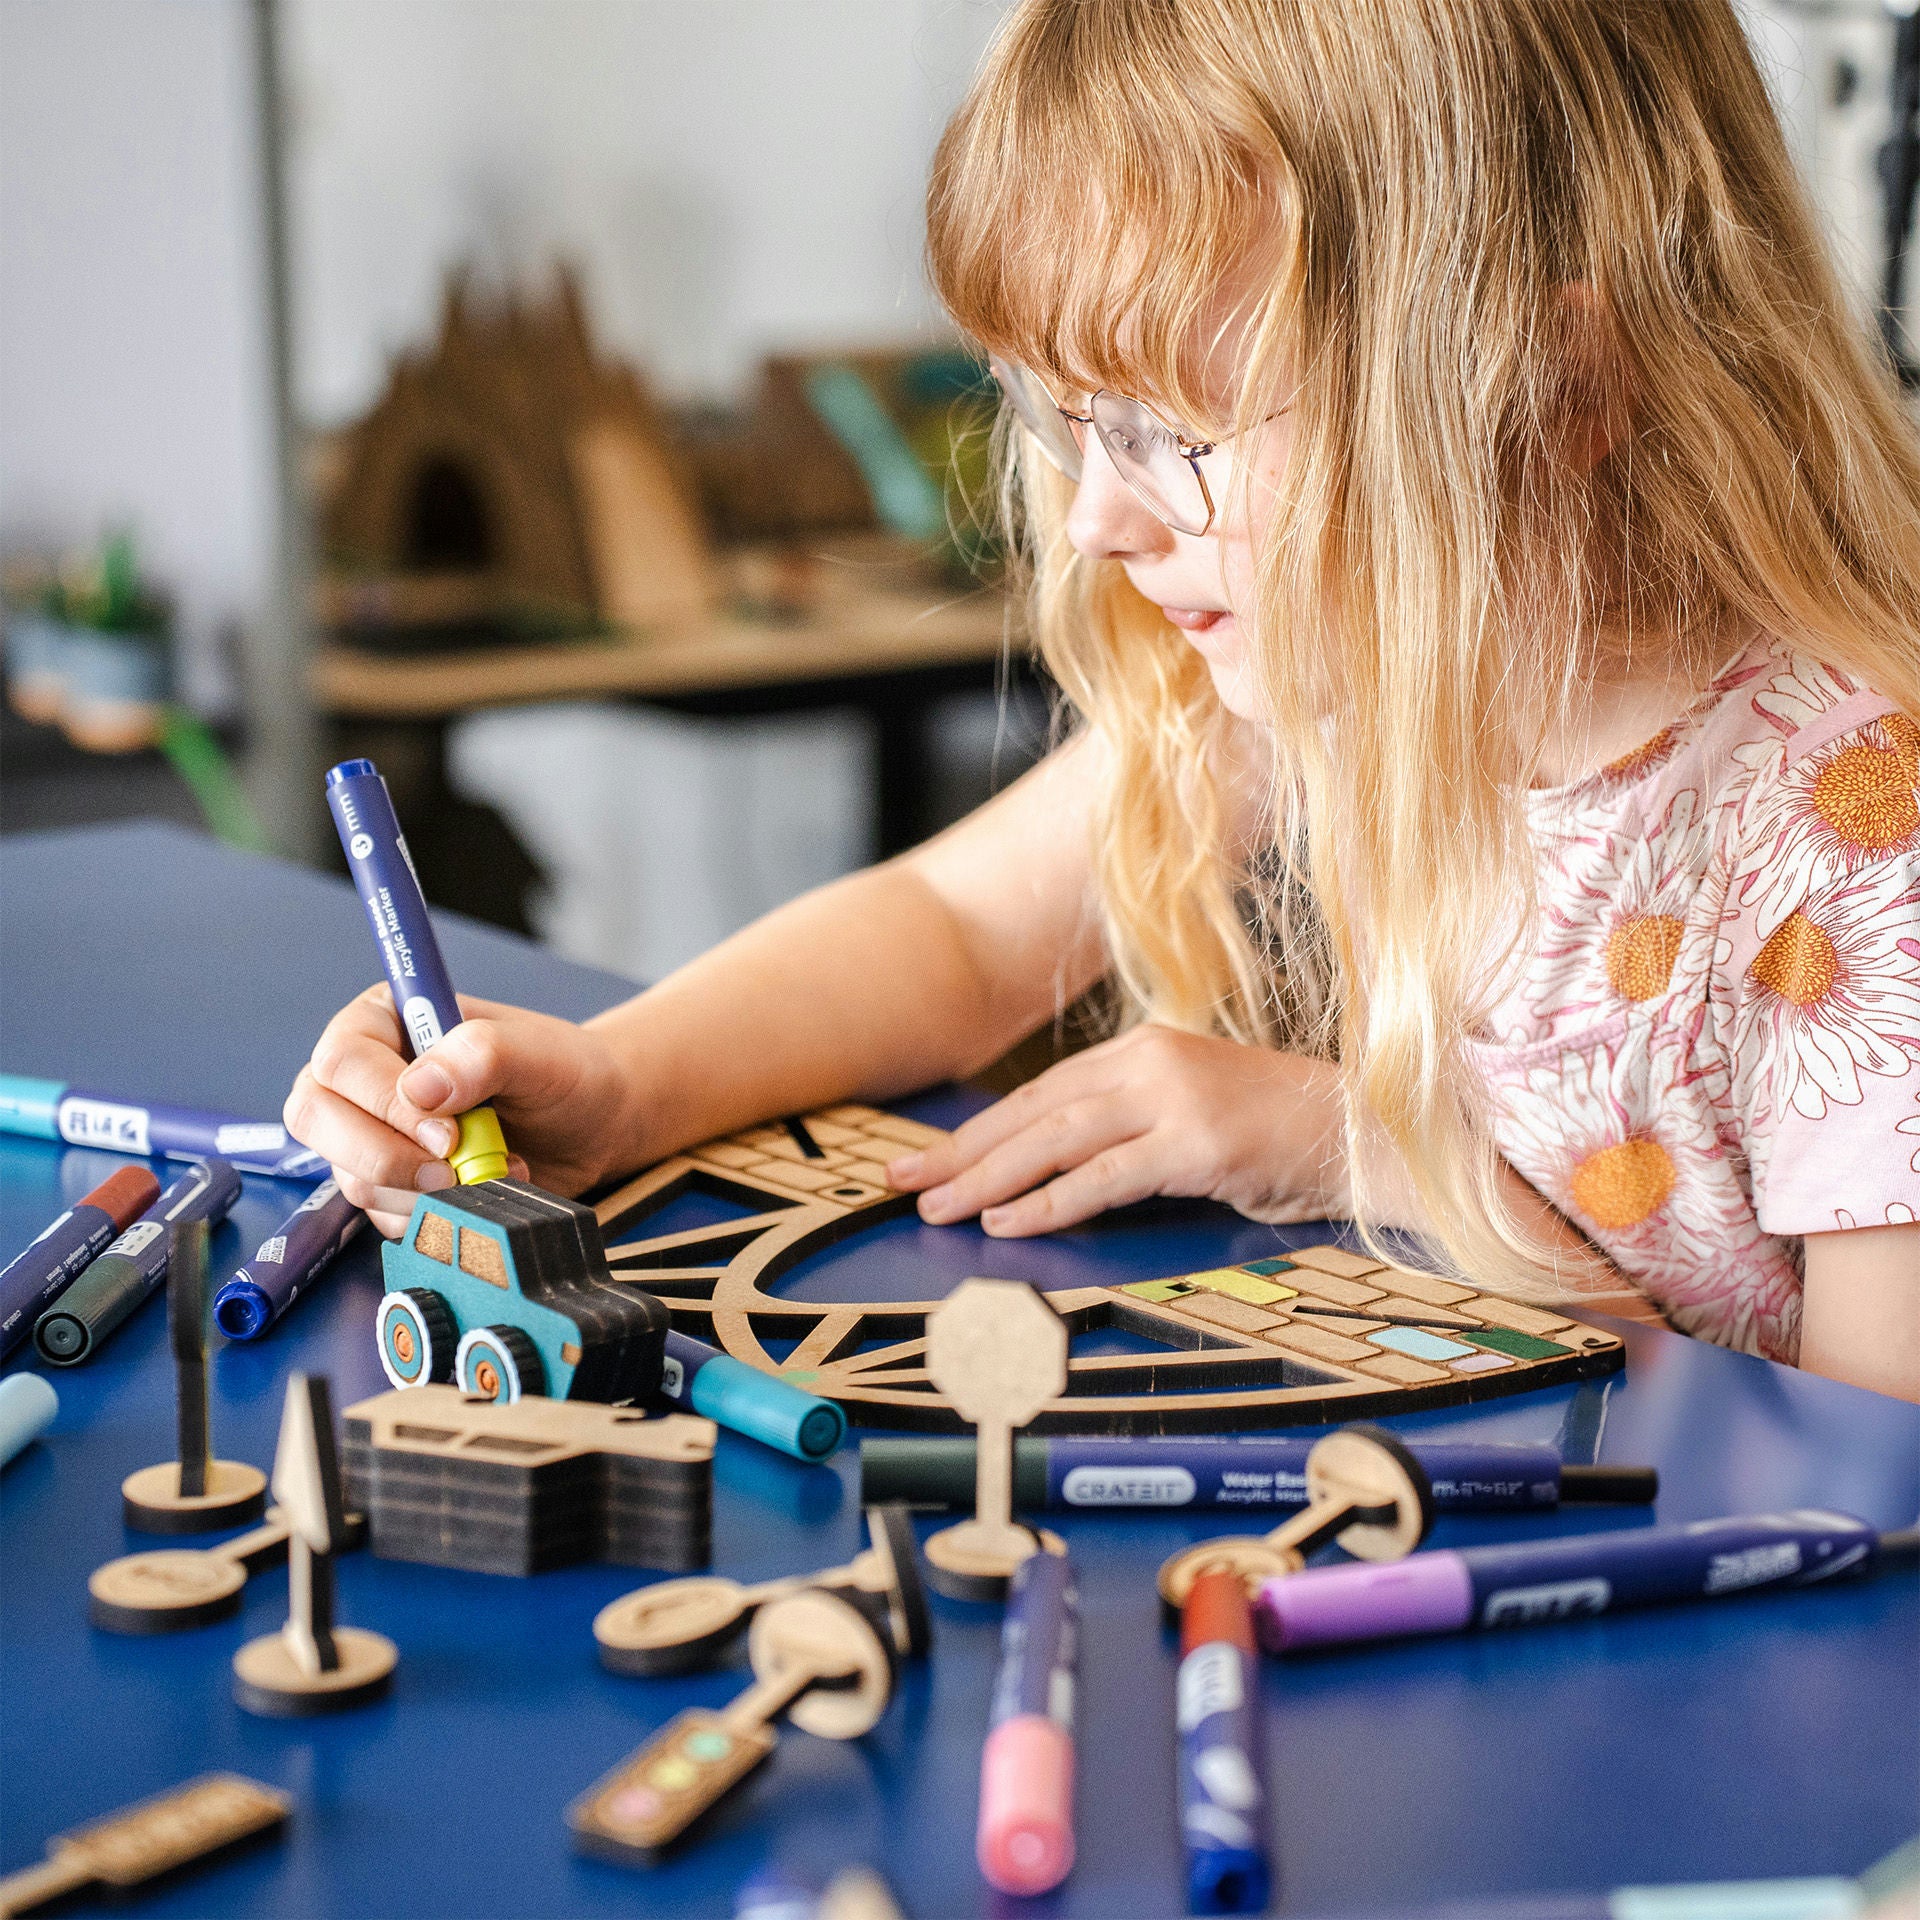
[1257,1510,1919,1653]
[211,1179,364,1340]
[324,759,507,1186]
[0,1074,326,1180]
[34,1158,243,1364]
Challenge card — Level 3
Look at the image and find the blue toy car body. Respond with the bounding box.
[377,1178,665,1406]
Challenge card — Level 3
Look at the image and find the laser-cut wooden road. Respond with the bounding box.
[591,1106,1625,1435]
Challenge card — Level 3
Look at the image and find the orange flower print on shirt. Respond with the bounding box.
[1486,1031,1794,1357]
[1730,858,1920,1124]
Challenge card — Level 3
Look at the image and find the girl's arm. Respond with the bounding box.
[1800,1225,1920,1402]
[287,736,1110,1234]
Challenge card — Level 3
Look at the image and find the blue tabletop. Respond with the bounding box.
[1,823,1915,1920]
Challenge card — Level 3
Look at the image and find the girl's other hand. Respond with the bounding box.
[884,1025,1350,1235]
[284,987,634,1237]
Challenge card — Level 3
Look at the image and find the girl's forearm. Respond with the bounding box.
[580,861,1069,1174]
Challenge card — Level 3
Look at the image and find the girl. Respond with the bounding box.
[288,0,1920,1401]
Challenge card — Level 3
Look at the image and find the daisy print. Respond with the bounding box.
[1523,784,1719,1029]
[1729,856,1920,1125]
[1733,709,1920,930]
[1486,1032,1795,1356]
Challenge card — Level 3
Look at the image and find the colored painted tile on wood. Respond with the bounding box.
[1371,1326,1477,1363]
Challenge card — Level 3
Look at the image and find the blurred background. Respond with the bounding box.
[1,0,1914,996]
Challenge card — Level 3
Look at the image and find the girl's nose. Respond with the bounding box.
[1064,429,1174,563]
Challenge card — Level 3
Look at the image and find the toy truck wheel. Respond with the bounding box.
[377,1289,458,1389]
[455,1324,546,1404]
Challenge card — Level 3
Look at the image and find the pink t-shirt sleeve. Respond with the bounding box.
[1718,710,1920,1234]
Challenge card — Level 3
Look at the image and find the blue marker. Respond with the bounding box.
[34,1158,242,1364]
[0,1165,158,1359]
[1178,1566,1270,1914]
[659,1329,847,1461]
[325,758,508,1185]
[212,1179,364,1340]
[1258,1509,1920,1652]
[0,1074,325,1179]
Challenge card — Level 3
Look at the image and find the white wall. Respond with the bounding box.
[284,0,1007,422]
[0,0,273,706]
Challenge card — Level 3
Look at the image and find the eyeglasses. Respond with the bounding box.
[990,355,1226,536]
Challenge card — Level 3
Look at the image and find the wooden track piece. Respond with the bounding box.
[89,1506,368,1635]
[344,1384,714,1577]
[123,1223,266,1534]
[920,1281,1068,1601]
[0,1774,289,1918]
[1156,1424,1434,1611]
[592,1106,1627,1433]
[594,1503,929,1675]
[234,1376,397,1718]
[569,1588,894,1864]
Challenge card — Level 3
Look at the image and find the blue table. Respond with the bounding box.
[2,823,1915,1919]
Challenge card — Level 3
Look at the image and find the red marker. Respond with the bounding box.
[0,1166,159,1359]
[977,1548,1077,1895]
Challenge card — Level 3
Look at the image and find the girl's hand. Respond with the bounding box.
[884,1026,1349,1236]
[284,987,636,1237]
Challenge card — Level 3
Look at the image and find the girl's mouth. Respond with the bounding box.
[1160,606,1229,633]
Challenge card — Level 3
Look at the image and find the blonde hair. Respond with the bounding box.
[927,0,1920,1295]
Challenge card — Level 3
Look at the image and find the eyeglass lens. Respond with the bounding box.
[991,359,1212,536]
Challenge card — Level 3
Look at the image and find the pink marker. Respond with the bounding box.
[977,1547,1077,1895]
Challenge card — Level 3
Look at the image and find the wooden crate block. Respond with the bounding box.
[858,1115,948,1149]
[1187,1269,1299,1306]
[691,1142,764,1171]
[1286,1247,1389,1281]
[1354,1353,1448,1386]
[1283,1273,1386,1308]
[1259,1322,1379,1365]
[1369,1269,1480,1307]
[1471,1299,1578,1336]
[745,1159,846,1194]
[1292,1310,1391,1336]
[1175,1293,1285,1336]
[839,1162,895,1188]
[1369,1297,1483,1328]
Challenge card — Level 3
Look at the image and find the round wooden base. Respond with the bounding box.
[121,1460,267,1535]
[1156,1537,1305,1615]
[89,1550,247,1634]
[593,1578,756,1677]
[232,1627,397,1718]
[922,1521,1065,1603]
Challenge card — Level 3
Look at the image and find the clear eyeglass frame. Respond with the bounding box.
[989,354,1223,537]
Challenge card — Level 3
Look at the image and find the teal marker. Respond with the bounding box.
[659,1330,846,1461]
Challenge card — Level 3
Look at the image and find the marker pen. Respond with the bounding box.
[34,1158,243,1364]
[0,1373,59,1469]
[0,1166,159,1359]
[859,1436,1655,1513]
[325,758,508,1185]
[1256,1509,1919,1653]
[658,1329,847,1461]
[978,1547,1077,1897]
[1177,1567,1270,1915]
[211,1179,364,1340]
[0,1073,326,1180]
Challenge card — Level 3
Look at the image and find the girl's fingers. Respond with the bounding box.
[978,1138,1164,1237]
[309,1027,454,1157]
[285,1070,450,1195]
[889,1044,1127,1190]
[331,1166,442,1238]
[916,1092,1143,1225]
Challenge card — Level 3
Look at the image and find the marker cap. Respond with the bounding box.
[1256,1551,1474,1653]
[0,1075,64,1140]
[0,1372,59,1468]
[91,1167,164,1235]
[1182,1564,1257,1656]
[977,1714,1075,1895]
[212,1277,272,1342]
[450,1107,510,1185]
[688,1353,846,1461]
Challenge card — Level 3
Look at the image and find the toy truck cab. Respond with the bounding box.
[376,1178,665,1407]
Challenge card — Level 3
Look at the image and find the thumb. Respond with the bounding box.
[397,1017,524,1115]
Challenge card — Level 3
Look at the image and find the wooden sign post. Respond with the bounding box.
[920,1279,1068,1600]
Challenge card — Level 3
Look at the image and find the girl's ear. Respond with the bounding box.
[1554,283,1631,474]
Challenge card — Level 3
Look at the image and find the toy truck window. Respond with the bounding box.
[414,1211,454,1264]
[458,1228,509,1288]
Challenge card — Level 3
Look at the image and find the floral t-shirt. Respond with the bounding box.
[1470,642,1920,1363]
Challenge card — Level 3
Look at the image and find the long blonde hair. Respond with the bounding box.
[927,0,1920,1293]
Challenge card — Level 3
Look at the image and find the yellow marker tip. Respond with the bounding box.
[450,1107,510,1185]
